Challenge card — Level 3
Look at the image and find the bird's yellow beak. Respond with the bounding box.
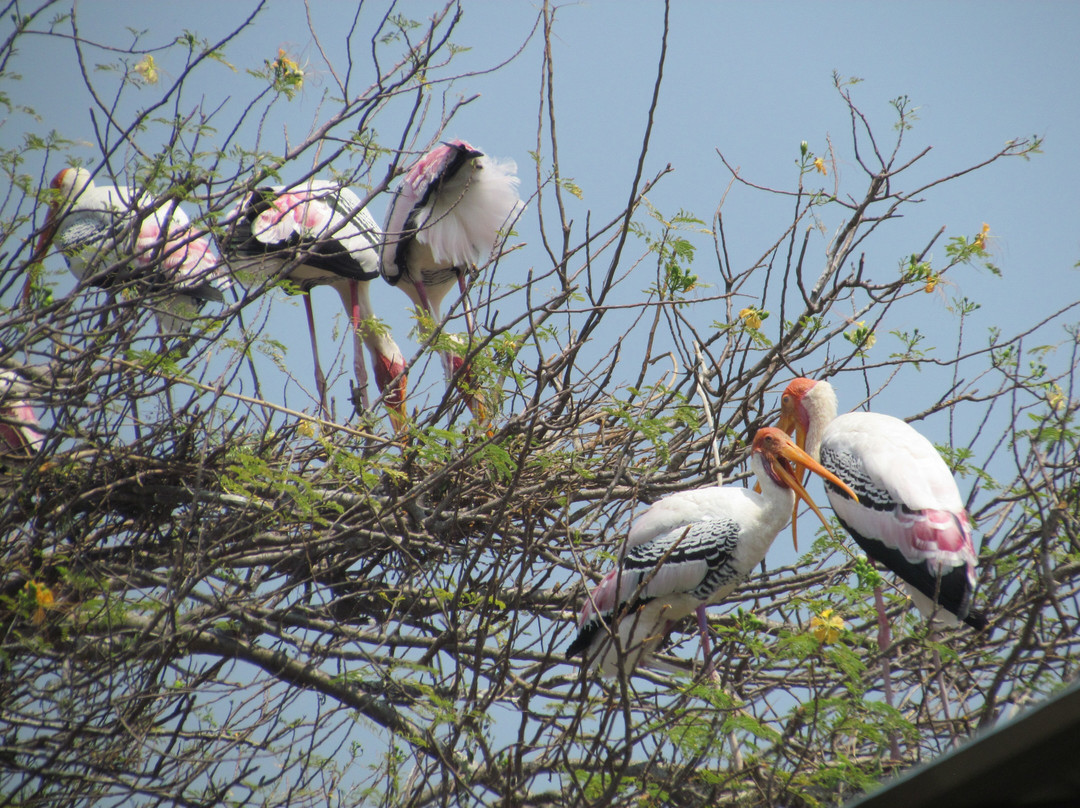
[770,437,858,551]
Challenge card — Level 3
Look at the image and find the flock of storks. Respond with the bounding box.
[5,141,984,686]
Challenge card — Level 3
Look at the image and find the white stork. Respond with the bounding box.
[0,370,43,458]
[31,167,232,339]
[223,181,407,428]
[777,377,985,631]
[381,140,524,421]
[777,377,985,747]
[566,427,858,677]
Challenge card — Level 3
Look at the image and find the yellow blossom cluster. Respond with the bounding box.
[810,608,845,645]
[739,308,763,330]
[26,581,55,626]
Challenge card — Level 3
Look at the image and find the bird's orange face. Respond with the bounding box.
[777,377,815,448]
[753,427,858,550]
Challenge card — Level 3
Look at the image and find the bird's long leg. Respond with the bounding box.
[931,641,958,746]
[695,604,718,680]
[303,292,329,416]
[874,586,902,761]
[456,271,476,336]
[348,280,371,413]
[412,279,454,381]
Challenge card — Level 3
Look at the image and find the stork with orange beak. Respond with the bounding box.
[777,377,984,631]
[566,427,858,677]
[381,140,524,423]
[30,167,231,339]
[222,181,407,428]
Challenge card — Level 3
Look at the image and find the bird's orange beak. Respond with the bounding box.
[23,207,59,307]
[777,401,806,449]
[769,435,858,552]
[776,396,812,544]
[374,356,409,434]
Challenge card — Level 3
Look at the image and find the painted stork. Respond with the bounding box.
[223,181,407,427]
[381,140,524,420]
[30,167,231,338]
[565,427,858,677]
[777,377,985,631]
[0,370,43,458]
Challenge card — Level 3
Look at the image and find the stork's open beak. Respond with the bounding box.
[775,400,813,546]
[769,436,859,551]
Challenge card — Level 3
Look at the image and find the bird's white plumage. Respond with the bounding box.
[38,167,231,336]
[381,140,524,316]
[223,180,405,418]
[823,412,974,574]
[789,378,981,626]
[569,438,803,677]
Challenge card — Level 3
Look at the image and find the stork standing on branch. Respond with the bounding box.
[223,181,407,428]
[29,167,231,340]
[777,378,985,632]
[777,377,986,747]
[381,140,524,421]
[566,427,858,678]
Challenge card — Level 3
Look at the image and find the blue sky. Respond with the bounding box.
[5,0,1079,530]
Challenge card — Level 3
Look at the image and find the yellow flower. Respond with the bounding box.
[33,583,54,609]
[266,49,304,98]
[27,581,55,626]
[810,608,845,645]
[924,275,938,294]
[973,222,990,251]
[813,156,827,175]
[739,307,763,330]
[133,55,159,85]
[296,419,316,439]
[1047,384,1066,412]
[274,49,300,74]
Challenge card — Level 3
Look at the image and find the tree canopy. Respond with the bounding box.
[1,3,1078,806]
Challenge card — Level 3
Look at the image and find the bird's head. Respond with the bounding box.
[777,377,817,448]
[752,426,857,550]
[32,167,94,261]
[373,352,409,434]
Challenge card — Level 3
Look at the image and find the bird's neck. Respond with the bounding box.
[751,454,798,534]
[804,381,839,460]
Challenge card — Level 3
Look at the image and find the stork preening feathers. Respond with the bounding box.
[777,377,985,632]
[223,181,407,427]
[566,427,858,677]
[381,140,524,420]
[31,167,232,339]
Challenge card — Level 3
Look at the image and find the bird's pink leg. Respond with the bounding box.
[412,279,454,381]
[456,272,476,336]
[349,280,371,412]
[304,293,329,416]
[696,604,718,680]
[874,586,902,761]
